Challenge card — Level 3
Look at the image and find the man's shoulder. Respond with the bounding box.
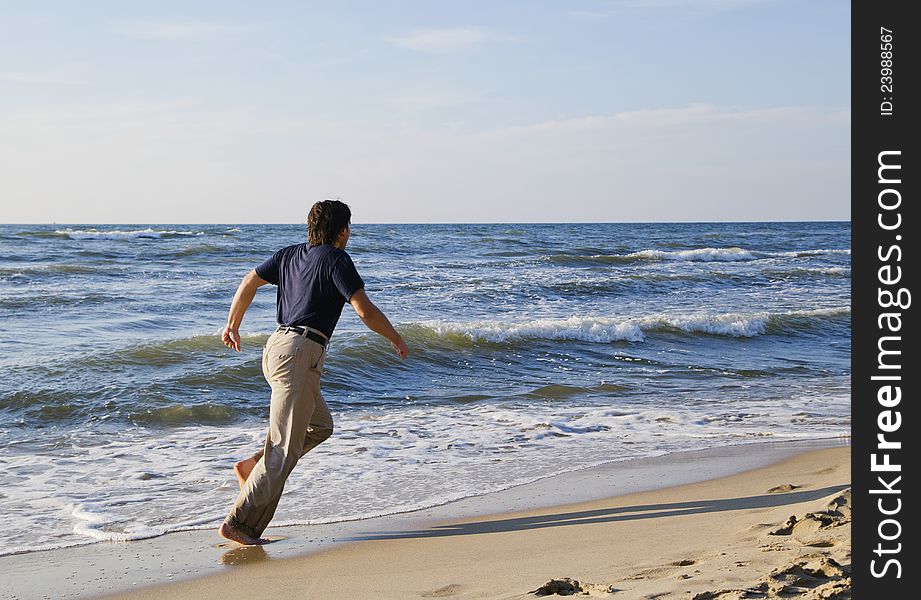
[309,245,353,263]
[273,242,308,256]
[264,243,309,270]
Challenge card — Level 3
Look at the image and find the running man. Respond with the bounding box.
[218,199,409,545]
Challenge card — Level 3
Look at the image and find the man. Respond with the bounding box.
[218,199,409,546]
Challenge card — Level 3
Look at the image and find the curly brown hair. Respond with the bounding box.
[306,199,351,246]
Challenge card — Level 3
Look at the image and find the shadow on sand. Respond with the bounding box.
[343,484,848,543]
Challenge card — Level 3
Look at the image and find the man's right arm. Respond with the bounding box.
[348,289,409,360]
[222,269,270,352]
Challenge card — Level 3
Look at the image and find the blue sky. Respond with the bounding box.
[1,0,850,223]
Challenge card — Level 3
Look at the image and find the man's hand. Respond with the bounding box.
[350,289,409,360]
[222,326,242,352]
[222,270,269,353]
[391,337,409,360]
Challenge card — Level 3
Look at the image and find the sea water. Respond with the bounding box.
[0,222,850,556]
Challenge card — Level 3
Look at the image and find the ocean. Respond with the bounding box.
[0,222,850,556]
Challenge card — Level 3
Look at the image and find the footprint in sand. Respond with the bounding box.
[826,490,851,520]
[804,539,837,548]
[529,578,615,596]
[810,467,837,475]
[768,516,799,536]
[624,567,670,581]
[421,583,464,597]
[692,590,750,599]
[693,557,850,599]
[766,483,802,494]
[625,560,695,583]
[759,542,790,552]
[760,556,850,594]
[768,490,852,538]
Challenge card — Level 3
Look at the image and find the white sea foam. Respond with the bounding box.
[638,312,768,337]
[580,246,850,263]
[638,308,848,337]
[769,248,851,257]
[0,396,849,555]
[71,501,217,542]
[0,387,850,557]
[627,247,757,261]
[763,266,850,276]
[426,316,645,343]
[815,267,850,274]
[418,307,849,343]
[55,228,204,240]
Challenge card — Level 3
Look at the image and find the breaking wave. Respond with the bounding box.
[546,247,850,266]
[413,307,849,343]
[52,228,205,240]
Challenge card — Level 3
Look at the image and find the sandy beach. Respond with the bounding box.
[35,441,847,600]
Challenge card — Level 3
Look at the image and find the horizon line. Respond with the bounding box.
[2,218,852,226]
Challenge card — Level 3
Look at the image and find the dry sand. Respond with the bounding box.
[94,445,850,600]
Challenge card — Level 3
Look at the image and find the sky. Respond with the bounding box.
[0,0,850,224]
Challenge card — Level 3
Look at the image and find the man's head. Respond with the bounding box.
[307,199,351,248]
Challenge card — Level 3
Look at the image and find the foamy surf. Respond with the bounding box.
[53,228,204,240]
[416,307,849,343]
[626,247,757,261]
[768,248,851,257]
[546,246,851,265]
[0,395,849,557]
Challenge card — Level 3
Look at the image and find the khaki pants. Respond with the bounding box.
[224,328,334,539]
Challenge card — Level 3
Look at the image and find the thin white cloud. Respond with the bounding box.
[387,91,485,110]
[616,0,769,8]
[567,10,614,21]
[571,0,771,17]
[0,97,849,223]
[107,21,258,41]
[11,100,204,124]
[480,103,845,137]
[613,103,815,125]
[0,72,88,86]
[383,27,516,54]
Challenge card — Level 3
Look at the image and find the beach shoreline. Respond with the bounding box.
[0,437,849,600]
[0,223,851,566]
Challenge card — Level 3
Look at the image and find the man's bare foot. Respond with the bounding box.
[233,457,257,489]
[219,522,269,546]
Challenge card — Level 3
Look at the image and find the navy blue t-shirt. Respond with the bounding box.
[255,244,364,338]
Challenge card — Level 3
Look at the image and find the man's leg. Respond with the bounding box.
[234,399,331,490]
[234,388,332,489]
[233,344,275,489]
[235,346,334,488]
[221,334,323,542]
[302,391,334,456]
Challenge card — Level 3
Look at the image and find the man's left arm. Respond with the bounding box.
[348,289,409,360]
